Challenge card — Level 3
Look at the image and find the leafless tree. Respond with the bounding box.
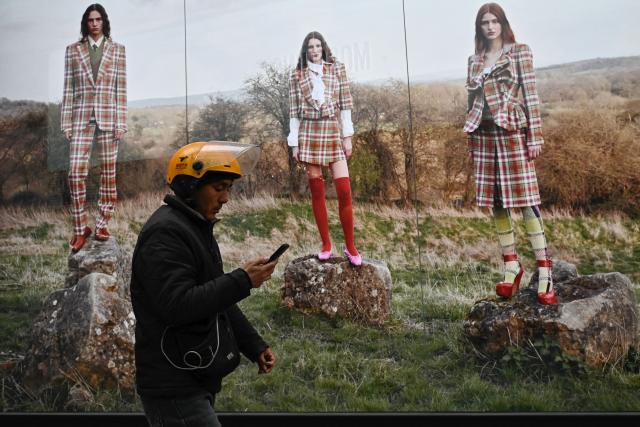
[244,63,305,198]
[0,99,48,203]
[191,96,249,142]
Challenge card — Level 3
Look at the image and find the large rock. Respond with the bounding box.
[464,262,639,367]
[21,239,135,393]
[281,255,392,325]
[65,237,131,297]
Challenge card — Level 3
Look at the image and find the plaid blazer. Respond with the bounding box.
[289,61,353,120]
[464,43,543,146]
[61,38,127,134]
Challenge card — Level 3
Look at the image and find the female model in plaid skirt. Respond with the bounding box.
[464,3,556,304]
[287,31,361,266]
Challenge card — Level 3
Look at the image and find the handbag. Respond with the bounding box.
[160,311,241,380]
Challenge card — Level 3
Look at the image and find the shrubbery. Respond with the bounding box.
[1,59,639,216]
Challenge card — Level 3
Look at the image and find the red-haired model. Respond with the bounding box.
[288,31,361,266]
[464,3,556,304]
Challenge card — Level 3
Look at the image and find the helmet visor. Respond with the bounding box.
[191,141,261,178]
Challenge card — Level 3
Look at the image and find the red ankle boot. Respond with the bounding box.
[536,258,557,305]
[496,254,524,298]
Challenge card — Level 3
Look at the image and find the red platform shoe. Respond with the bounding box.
[495,254,524,298]
[536,258,557,305]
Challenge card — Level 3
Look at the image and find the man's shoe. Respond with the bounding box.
[70,226,92,253]
[95,227,110,241]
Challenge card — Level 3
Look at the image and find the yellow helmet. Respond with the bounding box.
[167,141,261,198]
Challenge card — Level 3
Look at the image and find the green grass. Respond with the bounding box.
[217,281,640,411]
[221,208,289,241]
[0,291,45,353]
[1,196,639,412]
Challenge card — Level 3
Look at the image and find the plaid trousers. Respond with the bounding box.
[469,124,541,208]
[68,123,118,235]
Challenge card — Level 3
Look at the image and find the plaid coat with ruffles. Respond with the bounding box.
[464,43,543,146]
[464,43,544,208]
[288,61,353,165]
[61,38,127,134]
[288,61,353,121]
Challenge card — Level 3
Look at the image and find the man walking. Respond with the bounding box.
[61,3,127,252]
[131,142,277,426]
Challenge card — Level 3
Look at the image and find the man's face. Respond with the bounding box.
[87,10,103,39]
[194,179,234,221]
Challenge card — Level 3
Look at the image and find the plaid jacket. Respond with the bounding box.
[464,43,543,146]
[61,38,127,133]
[289,61,353,120]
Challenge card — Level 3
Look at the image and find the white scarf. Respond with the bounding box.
[308,61,325,104]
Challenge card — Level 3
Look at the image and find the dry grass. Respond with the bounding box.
[1,192,639,412]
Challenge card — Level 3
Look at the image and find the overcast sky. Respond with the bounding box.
[1,0,639,102]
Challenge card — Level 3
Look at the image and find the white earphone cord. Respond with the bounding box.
[160,316,221,371]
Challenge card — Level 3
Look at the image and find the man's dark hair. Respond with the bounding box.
[80,3,110,40]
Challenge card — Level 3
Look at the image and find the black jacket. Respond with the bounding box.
[130,194,268,397]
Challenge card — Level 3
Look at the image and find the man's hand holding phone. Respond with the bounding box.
[242,244,290,288]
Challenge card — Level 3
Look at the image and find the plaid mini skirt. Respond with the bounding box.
[299,116,345,166]
[469,123,541,208]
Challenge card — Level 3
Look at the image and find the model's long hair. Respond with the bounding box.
[296,31,335,70]
[474,2,515,53]
[80,3,110,41]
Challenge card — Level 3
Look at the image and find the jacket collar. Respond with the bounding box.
[96,38,114,84]
[467,43,515,91]
[163,194,219,227]
[297,62,333,111]
[76,37,114,87]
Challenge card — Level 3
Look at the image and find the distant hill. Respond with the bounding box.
[128,88,246,108]
[127,55,640,107]
[409,55,640,84]
[537,55,640,77]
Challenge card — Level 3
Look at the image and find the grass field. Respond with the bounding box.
[0,192,639,412]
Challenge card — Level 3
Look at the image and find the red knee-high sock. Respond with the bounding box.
[308,177,332,252]
[334,177,359,256]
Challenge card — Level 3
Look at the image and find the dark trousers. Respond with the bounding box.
[140,392,221,427]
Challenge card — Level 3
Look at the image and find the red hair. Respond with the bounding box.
[474,3,516,53]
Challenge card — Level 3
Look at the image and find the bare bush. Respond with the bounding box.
[539,102,640,215]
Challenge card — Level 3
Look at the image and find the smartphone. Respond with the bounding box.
[267,244,290,263]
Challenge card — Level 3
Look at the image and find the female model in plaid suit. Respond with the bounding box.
[288,31,361,266]
[464,3,556,304]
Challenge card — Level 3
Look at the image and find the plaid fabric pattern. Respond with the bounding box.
[61,38,127,134]
[289,61,353,120]
[298,117,345,166]
[469,124,540,208]
[68,125,118,235]
[464,43,543,147]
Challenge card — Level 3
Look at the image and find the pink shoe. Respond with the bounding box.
[344,249,362,266]
[318,250,332,261]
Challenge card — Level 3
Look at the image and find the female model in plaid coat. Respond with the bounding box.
[288,31,361,266]
[464,3,556,304]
